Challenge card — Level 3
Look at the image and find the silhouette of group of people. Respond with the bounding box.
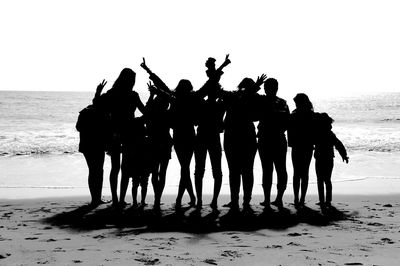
[76,55,349,212]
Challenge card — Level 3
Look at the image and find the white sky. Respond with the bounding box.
[1,0,399,100]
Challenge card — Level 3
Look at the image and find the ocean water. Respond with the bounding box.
[0,91,399,156]
[0,91,399,197]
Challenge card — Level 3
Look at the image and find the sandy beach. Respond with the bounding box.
[1,192,399,265]
[1,151,400,265]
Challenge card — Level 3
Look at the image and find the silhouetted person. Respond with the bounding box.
[287,93,315,208]
[314,112,349,208]
[256,78,289,209]
[76,80,108,206]
[145,82,172,209]
[219,74,267,210]
[194,55,230,209]
[96,68,146,207]
[119,117,151,207]
[140,58,217,208]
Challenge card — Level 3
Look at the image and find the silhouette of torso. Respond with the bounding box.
[223,91,257,140]
[169,94,199,139]
[146,96,172,146]
[288,110,315,148]
[257,95,289,142]
[314,130,346,159]
[76,104,108,152]
[197,98,225,136]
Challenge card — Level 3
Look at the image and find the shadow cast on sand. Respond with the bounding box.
[44,203,349,234]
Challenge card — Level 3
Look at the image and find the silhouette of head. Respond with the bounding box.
[238,78,255,91]
[293,93,313,111]
[264,78,278,97]
[318,112,334,130]
[174,79,193,97]
[112,68,136,93]
[205,57,216,69]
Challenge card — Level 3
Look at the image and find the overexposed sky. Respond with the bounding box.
[0,0,399,99]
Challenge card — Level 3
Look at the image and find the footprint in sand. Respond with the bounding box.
[0,253,11,259]
[287,242,304,247]
[25,237,39,240]
[380,238,395,244]
[204,258,218,265]
[134,258,160,265]
[220,250,241,258]
[265,245,282,249]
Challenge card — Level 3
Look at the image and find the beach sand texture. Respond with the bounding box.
[0,194,399,265]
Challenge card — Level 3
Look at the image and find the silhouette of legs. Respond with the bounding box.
[151,159,169,207]
[242,143,257,207]
[274,146,288,205]
[259,140,288,208]
[83,151,105,205]
[174,135,196,207]
[225,132,256,209]
[194,136,207,207]
[119,152,133,205]
[130,176,140,207]
[109,151,121,206]
[316,157,334,206]
[209,136,223,207]
[292,147,313,207]
[140,174,149,205]
[258,144,273,206]
[224,135,240,209]
[194,133,222,208]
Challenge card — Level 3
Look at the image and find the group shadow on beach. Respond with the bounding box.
[46,201,348,233]
[58,54,352,232]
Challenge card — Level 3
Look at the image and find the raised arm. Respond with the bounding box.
[140,58,172,95]
[92,79,107,106]
[216,54,231,72]
[195,54,231,98]
[247,74,267,95]
[146,81,156,105]
[135,91,146,115]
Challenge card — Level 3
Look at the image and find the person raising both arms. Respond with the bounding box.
[140,58,220,209]
[194,55,230,209]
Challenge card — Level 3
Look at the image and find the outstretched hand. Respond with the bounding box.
[343,156,349,164]
[224,54,231,66]
[96,79,107,94]
[256,74,267,86]
[140,57,150,72]
[147,81,157,94]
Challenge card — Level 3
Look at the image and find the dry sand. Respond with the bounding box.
[0,194,399,265]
